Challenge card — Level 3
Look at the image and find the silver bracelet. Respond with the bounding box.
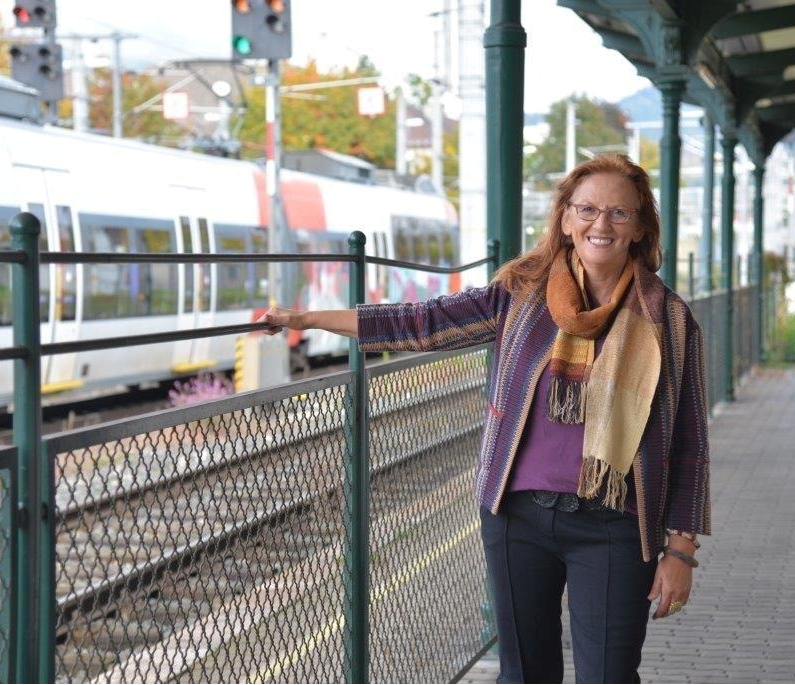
[665,528,701,549]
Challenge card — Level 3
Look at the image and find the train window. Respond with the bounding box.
[411,232,428,264]
[80,217,134,320]
[134,227,178,316]
[199,218,210,253]
[28,203,50,322]
[0,206,21,326]
[197,218,211,312]
[80,214,175,320]
[395,228,410,261]
[179,217,193,314]
[55,206,77,322]
[442,232,456,265]
[428,233,441,266]
[214,223,253,311]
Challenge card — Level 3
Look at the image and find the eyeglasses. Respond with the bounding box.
[566,202,638,224]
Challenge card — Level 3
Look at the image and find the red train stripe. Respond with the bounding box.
[282,179,327,230]
[253,169,270,227]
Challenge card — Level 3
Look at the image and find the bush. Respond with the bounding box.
[168,373,234,407]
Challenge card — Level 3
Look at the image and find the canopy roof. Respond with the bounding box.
[559,0,795,165]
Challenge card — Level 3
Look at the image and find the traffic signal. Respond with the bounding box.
[231,0,292,60]
[10,42,64,103]
[12,0,56,29]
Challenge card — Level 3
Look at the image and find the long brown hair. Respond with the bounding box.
[492,154,662,295]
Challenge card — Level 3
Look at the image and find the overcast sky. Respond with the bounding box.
[1,0,650,113]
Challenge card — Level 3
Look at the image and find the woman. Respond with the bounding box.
[258,155,710,684]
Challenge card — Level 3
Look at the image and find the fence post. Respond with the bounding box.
[10,213,43,683]
[345,231,368,683]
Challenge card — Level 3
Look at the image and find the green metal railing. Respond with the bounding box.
[0,212,501,683]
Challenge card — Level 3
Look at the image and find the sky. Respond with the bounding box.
[0,0,651,114]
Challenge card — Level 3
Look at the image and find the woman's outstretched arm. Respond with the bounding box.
[256,307,358,339]
[257,283,510,353]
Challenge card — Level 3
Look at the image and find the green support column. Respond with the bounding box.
[721,134,737,401]
[753,163,765,361]
[700,113,715,292]
[658,78,685,289]
[10,213,42,683]
[484,0,526,265]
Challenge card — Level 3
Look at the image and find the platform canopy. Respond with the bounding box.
[558,0,795,165]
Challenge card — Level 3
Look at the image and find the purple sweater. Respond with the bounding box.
[507,323,638,514]
[356,270,711,562]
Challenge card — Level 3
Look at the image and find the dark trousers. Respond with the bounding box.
[480,491,658,684]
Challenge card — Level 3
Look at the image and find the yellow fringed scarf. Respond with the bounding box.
[546,248,662,510]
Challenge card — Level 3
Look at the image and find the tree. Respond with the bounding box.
[525,94,629,187]
[0,13,12,76]
[236,59,397,168]
[639,137,660,183]
[88,68,185,143]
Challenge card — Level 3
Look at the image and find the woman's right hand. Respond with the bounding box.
[255,306,305,335]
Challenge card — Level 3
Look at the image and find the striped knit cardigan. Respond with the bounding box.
[357,269,711,563]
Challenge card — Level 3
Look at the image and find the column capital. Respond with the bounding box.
[657,75,687,94]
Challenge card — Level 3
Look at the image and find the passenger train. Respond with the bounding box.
[0,118,460,405]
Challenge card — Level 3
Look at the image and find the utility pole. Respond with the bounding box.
[432,23,444,195]
[396,87,407,175]
[112,33,123,137]
[458,0,487,274]
[70,38,89,132]
[565,99,576,173]
[59,32,137,136]
[264,58,284,306]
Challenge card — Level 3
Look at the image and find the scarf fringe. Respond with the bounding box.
[576,454,628,512]
[546,377,586,424]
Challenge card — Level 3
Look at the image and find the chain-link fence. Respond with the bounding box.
[44,346,492,684]
[49,373,354,683]
[367,347,492,683]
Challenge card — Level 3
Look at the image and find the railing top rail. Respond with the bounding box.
[42,369,355,455]
[0,346,28,362]
[40,321,293,356]
[0,250,26,264]
[40,251,358,265]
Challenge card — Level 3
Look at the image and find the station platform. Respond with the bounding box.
[461,366,795,684]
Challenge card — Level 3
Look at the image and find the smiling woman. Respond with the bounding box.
[258,154,710,684]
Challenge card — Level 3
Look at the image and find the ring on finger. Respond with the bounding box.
[668,600,684,614]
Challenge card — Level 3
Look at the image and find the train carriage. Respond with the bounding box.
[0,118,460,405]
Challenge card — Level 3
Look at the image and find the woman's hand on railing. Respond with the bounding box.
[256,306,306,335]
[256,307,359,339]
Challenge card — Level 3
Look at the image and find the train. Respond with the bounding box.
[0,117,461,405]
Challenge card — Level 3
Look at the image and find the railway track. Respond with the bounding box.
[54,355,490,683]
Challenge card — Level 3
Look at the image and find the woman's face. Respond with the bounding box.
[561,172,644,276]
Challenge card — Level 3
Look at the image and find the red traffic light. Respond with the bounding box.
[232,0,250,13]
[13,5,31,23]
[266,0,285,11]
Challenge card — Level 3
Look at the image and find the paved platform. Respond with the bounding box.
[460,367,795,683]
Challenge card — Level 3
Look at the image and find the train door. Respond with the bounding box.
[170,185,214,375]
[12,165,55,385]
[42,170,82,393]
